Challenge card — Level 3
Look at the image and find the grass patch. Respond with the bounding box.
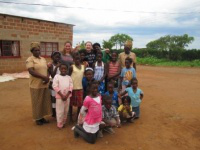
[137,57,200,67]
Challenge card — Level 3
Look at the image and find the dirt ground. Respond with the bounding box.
[0,65,200,150]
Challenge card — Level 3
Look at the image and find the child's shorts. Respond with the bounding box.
[132,106,140,118]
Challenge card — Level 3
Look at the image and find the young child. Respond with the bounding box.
[119,57,136,92]
[119,78,144,119]
[74,81,102,144]
[53,63,73,129]
[82,68,95,99]
[69,52,85,122]
[106,51,121,90]
[48,51,61,117]
[93,52,107,95]
[118,96,135,123]
[104,82,120,108]
[79,49,89,68]
[101,95,121,135]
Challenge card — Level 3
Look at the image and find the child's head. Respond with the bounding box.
[131,78,138,89]
[84,68,94,81]
[107,82,114,93]
[96,52,103,62]
[59,63,68,76]
[111,51,118,62]
[103,95,112,110]
[93,43,101,53]
[89,80,99,97]
[51,51,61,63]
[73,52,81,65]
[125,57,132,68]
[122,96,131,106]
[79,49,86,61]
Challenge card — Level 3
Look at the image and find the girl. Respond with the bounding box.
[79,49,89,68]
[53,64,73,129]
[119,57,136,92]
[93,52,107,95]
[82,68,95,99]
[104,82,120,108]
[69,52,85,122]
[118,96,135,123]
[48,51,61,117]
[74,81,102,144]
[119,78,144,119]
[106,51,121,90]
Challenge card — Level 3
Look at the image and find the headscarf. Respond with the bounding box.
[124,40,133,49]
[30,42,40,52]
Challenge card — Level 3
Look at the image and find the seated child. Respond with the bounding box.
[118,96,135,123]
[101,95,121,135]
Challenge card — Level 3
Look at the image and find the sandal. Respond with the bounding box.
[41,118,50,124]
[36,120,43,125]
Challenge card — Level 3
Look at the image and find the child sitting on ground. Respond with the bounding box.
[118,96,135,123]
[101,95,121,136]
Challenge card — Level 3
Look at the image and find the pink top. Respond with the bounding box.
[108,61,120,77]
[52,74,73,99]
[83,95,102,125]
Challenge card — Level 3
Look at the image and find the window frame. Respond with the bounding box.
[0,40,21,58]
[40,42,59,58]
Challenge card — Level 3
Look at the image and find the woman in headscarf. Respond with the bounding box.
[26,42,52,125]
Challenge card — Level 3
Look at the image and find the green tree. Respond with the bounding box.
[80,41,85,49]
[109,33,133,49]
[102,40,115,50]
[146,34,194,51]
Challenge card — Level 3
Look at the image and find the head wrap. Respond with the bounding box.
[124,40,133,49]
[30,42,40,51]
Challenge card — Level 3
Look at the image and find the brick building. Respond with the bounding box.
[0,13,74,74]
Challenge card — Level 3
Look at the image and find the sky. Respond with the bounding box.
[0,0,200,49]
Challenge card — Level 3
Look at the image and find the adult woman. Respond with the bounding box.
[60,41,74,67]
[84,41,96,68]
[26,42,52,125]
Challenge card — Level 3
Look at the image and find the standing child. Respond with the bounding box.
[48,51,61,117]
[119,78,144,119]
[101,95,121,136]
[82,68,95,98]
[118,96,135,123]
[79,49,89,68]
[69,52,85,122]
[106,51,121,90]
[119,57,136,92]
[53,64,73,129]
[93,52,107,95]
[104,82,120,108]
[74,81,102,144]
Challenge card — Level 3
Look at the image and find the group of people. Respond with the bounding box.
[26,40,144,144]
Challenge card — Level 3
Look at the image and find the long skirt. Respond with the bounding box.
[30,88,52,120]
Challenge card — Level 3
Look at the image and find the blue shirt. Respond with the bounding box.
[104,91,119,108]
[125,87,143,107]
[120,67,136,86]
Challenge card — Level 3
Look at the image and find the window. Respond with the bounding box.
[40,42,59,57]
[0,40,20,57]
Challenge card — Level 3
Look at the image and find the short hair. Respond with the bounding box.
[125,57,133,64]
[79,49,86,55]
[111,50,118,55]
[121,96,131,105]
[130,78,138,84]
[51,51,61,58]
[89,80,99,89]
[102,94,112,104]
[93,43,101,49]
[60,63,68,69]
[72,52,80,59]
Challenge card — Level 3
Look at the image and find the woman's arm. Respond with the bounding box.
[28,68,49,83]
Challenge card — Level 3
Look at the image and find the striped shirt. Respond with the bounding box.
[108,61,120,78]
